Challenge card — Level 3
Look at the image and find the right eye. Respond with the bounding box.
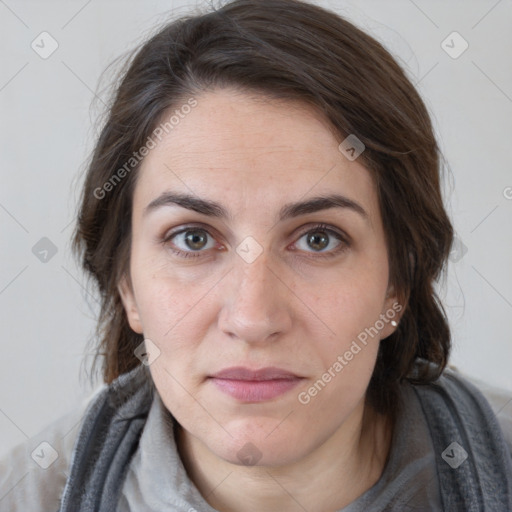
[162,226,219,259]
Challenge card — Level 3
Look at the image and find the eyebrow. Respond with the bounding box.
[143,191,369,223]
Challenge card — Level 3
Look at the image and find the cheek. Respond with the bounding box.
[301,290,382,406]
[131,257,209,336]
[139,280,207,413]
[304,276,387,396]
[135,279,180,334]
[315,270,388,340]
[131,269,217,379]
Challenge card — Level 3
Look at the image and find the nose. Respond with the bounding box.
[217,251,293,345]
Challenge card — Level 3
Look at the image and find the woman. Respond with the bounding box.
[1,0,511,510]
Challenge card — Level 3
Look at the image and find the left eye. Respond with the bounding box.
[293,225,346,254]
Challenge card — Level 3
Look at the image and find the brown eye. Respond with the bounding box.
[183,229,209,250]
[293,223,350,259]
[163,227,216,258]
[306,230,330,251]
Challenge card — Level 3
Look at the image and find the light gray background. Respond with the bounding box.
[1,0,511,457]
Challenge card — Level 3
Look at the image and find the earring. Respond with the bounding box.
[391,320,398,327]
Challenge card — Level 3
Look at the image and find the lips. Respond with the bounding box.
[208,366,304,402]
[210,366,301,381]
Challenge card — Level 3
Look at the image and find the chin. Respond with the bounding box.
[206,426,306,468]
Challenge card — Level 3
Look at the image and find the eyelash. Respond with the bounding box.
[161,223,350,260]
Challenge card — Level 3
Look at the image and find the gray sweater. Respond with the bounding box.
[1,365,511,511]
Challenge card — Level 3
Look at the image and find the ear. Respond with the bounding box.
[379,282,403,341]
[118,273,143,334]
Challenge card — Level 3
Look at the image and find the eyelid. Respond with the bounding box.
[290,223,350,259]
[161,223,223,257]
[293,222,350,243]
[161,222,350,258]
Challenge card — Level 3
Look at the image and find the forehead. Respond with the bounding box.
[134,88,378,223]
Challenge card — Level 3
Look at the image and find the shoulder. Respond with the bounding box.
[0,386,105,512]
[446,367,512,452]
[415,364,512,454]
[406,365,512,509]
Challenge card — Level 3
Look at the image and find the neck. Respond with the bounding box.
[175,401,393,512]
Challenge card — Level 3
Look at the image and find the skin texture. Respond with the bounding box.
[118,88,401,511]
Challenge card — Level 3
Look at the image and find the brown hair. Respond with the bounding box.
[73,0,454,416]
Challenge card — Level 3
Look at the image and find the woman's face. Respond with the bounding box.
[119,88,400,466]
